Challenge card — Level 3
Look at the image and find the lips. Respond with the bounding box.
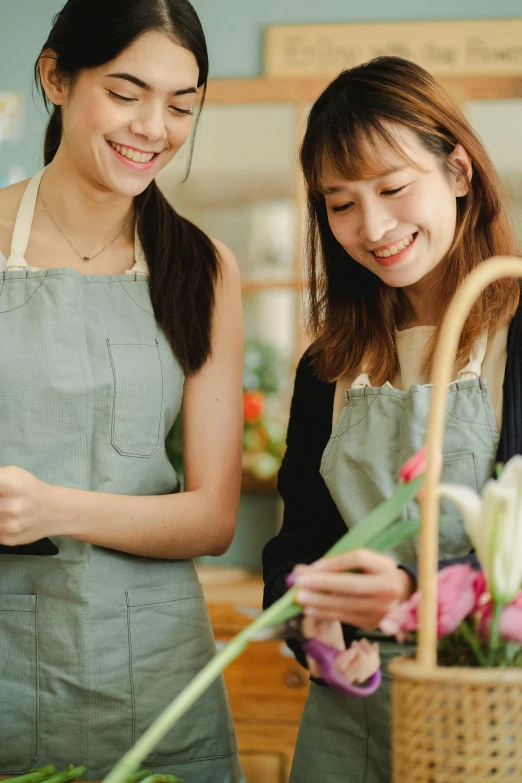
[372,233,418,267]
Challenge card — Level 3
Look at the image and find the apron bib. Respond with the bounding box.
[290,338,499,783]
[0,170,241,782]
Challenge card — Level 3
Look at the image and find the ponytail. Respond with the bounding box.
[136,182,220,375]
[43,108,62,165]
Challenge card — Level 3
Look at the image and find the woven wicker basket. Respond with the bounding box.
[390,257,522,783]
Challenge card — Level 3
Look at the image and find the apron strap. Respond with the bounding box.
[127,224,150,276]
[457,333,488,380]
[8,168,46,267]
[352,372,372,389]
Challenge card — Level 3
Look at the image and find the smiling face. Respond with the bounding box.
[321,125,470,295]
[50,30,200,197]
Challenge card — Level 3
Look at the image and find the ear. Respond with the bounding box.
[449,144,472,197]
[38,49,69,106]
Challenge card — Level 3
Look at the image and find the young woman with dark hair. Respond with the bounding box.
[263,56,521,782]
[0,1,242,779]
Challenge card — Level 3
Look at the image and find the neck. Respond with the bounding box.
[38,151,135,252]
[398,282,440,329]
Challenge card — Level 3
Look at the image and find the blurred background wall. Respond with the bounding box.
[1,0,522,180]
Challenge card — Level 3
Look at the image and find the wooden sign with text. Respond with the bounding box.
[265,19,522,78]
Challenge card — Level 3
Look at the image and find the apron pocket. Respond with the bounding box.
[107,340,163,457]
[126,586,236,765]
[439,450,478,559]
[0,594,38,773]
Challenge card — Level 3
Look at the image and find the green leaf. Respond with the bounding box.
[369,515,449,553]
[369,519,422,552]
[323,476,423,558]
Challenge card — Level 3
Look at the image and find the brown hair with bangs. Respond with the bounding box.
[301,56,519,385]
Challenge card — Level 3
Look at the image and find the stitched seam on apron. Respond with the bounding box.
[145,750,239,767]
[480,387,501,449]
[125,592,137,746]
[0,275,46,312]
[107,339,163,457]
[117,278,155,316]
[446,407,495,428]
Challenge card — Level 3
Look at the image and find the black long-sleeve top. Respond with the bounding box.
[262,301,522,667]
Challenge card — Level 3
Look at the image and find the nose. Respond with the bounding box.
[130,104,167,145]
[359,199,397,244]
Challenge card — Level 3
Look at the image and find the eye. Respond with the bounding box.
[331,202,353,214]
[381,185,406,196]
[170,106,194,117]
[107,90,136,103]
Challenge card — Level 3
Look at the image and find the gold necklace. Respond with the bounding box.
[40,192,133,262]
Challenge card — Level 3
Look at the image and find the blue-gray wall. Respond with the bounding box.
[1,0,522,180]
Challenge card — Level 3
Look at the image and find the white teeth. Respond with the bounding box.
[374,234,414,258]
[108,141,154,163]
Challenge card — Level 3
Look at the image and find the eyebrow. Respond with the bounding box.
[107,72,197,96]
[322,166,409,195]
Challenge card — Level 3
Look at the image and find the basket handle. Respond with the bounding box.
[416,255,522,668]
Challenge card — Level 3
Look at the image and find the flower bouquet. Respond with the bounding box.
[388,256,522,783]
[382,456,522,670]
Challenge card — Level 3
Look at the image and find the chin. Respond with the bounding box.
[106,171,156,198]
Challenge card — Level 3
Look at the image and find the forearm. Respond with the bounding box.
[50,483,237,559]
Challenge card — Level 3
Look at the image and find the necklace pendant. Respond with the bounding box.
[82,256,90,262]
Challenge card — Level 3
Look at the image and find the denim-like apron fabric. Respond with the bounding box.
[0,170,241,782]
[290,343,499,783]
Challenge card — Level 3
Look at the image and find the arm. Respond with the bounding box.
[0,241,244,559]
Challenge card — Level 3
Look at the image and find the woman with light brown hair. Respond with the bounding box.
[263,56,520,782]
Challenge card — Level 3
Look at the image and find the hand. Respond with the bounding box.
[301,615,380,684]
[0,466,57,546]
[335,639,380,684]
[294,549,416,630]
[301,615,345,678]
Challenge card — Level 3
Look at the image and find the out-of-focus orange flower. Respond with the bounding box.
[243,390,264,423]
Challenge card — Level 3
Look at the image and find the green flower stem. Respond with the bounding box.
[458,619,487,666]
[102,588,301,783]
[487,600,505,666]
[103,475,423,783]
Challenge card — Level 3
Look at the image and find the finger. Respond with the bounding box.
[303,606,386,629]
[296,573,400,601]
[299,549,397,578]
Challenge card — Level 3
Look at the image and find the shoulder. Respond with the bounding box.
[0,179,30,257]
[211,238,241,284]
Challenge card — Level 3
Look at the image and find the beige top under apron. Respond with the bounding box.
[0,168,149,276]
[333,325,508,431]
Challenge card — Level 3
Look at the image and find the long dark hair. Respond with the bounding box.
[301,57,519,385]
[35,0,219,375]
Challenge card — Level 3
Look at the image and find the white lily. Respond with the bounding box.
[439,455,522,604]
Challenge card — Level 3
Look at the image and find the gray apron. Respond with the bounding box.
[290,339,499,783]
[0,170,241,782]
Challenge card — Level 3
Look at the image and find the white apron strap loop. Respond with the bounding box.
[7,168,46,267]
[457,333,488,381]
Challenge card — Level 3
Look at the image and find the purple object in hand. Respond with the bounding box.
[303,638,382,697]
[285,572,382,697]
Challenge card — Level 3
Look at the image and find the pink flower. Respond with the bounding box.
[399,446,442,483]
[437,564,482,637]
[380,564,483,641]
[380,591,421,642]
[399,447,427,483]
[477,590,522,645]
[500,592,522,644]
[475,590,522,644]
